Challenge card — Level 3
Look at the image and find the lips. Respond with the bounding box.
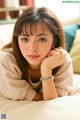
[28,55,39,59]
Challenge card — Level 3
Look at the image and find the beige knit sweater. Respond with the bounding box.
[0,49,73,100]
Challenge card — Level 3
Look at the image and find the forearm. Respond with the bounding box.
[41,69,58,100]
[42,80,58,100]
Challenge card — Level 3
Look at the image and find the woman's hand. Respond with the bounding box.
[41,47,66,75]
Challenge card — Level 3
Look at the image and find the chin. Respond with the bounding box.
[28,60,41,66]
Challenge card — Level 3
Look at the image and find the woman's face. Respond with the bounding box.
[18,22,54,69]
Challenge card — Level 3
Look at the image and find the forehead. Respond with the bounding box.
[22,22,51,35]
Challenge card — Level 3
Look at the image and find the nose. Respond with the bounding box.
[28,41,38,52]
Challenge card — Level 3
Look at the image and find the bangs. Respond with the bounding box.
[14,21,49,36]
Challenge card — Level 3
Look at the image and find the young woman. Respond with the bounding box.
[0,7,73,101]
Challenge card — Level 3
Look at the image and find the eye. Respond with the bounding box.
[21,38,28,42]
[38,38,46,42]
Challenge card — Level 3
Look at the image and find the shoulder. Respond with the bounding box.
[0,48,21,75]
[0,48,16,64]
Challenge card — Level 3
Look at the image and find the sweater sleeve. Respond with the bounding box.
[0,51,36,100]
[54,51,73,96]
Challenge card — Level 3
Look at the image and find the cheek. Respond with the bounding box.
[40,45,52,57]
[18,42,26,55]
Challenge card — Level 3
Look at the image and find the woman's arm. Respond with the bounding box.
[41,67,58,100]
[41,47,66,100]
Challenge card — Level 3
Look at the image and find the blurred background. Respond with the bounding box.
[0,0,80,25]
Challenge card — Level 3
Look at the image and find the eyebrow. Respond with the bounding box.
[37,33,48,36]
[20,33,48,36]
[20,33,29,36]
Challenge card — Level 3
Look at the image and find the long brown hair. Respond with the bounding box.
[2,7,65,80]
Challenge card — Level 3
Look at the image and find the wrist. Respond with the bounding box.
[40,76,54,81]
[41,60,52,73]
[41,69,52,78]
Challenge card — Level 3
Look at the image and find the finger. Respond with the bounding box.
[54,47,64,56]
[48,49,60,57]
